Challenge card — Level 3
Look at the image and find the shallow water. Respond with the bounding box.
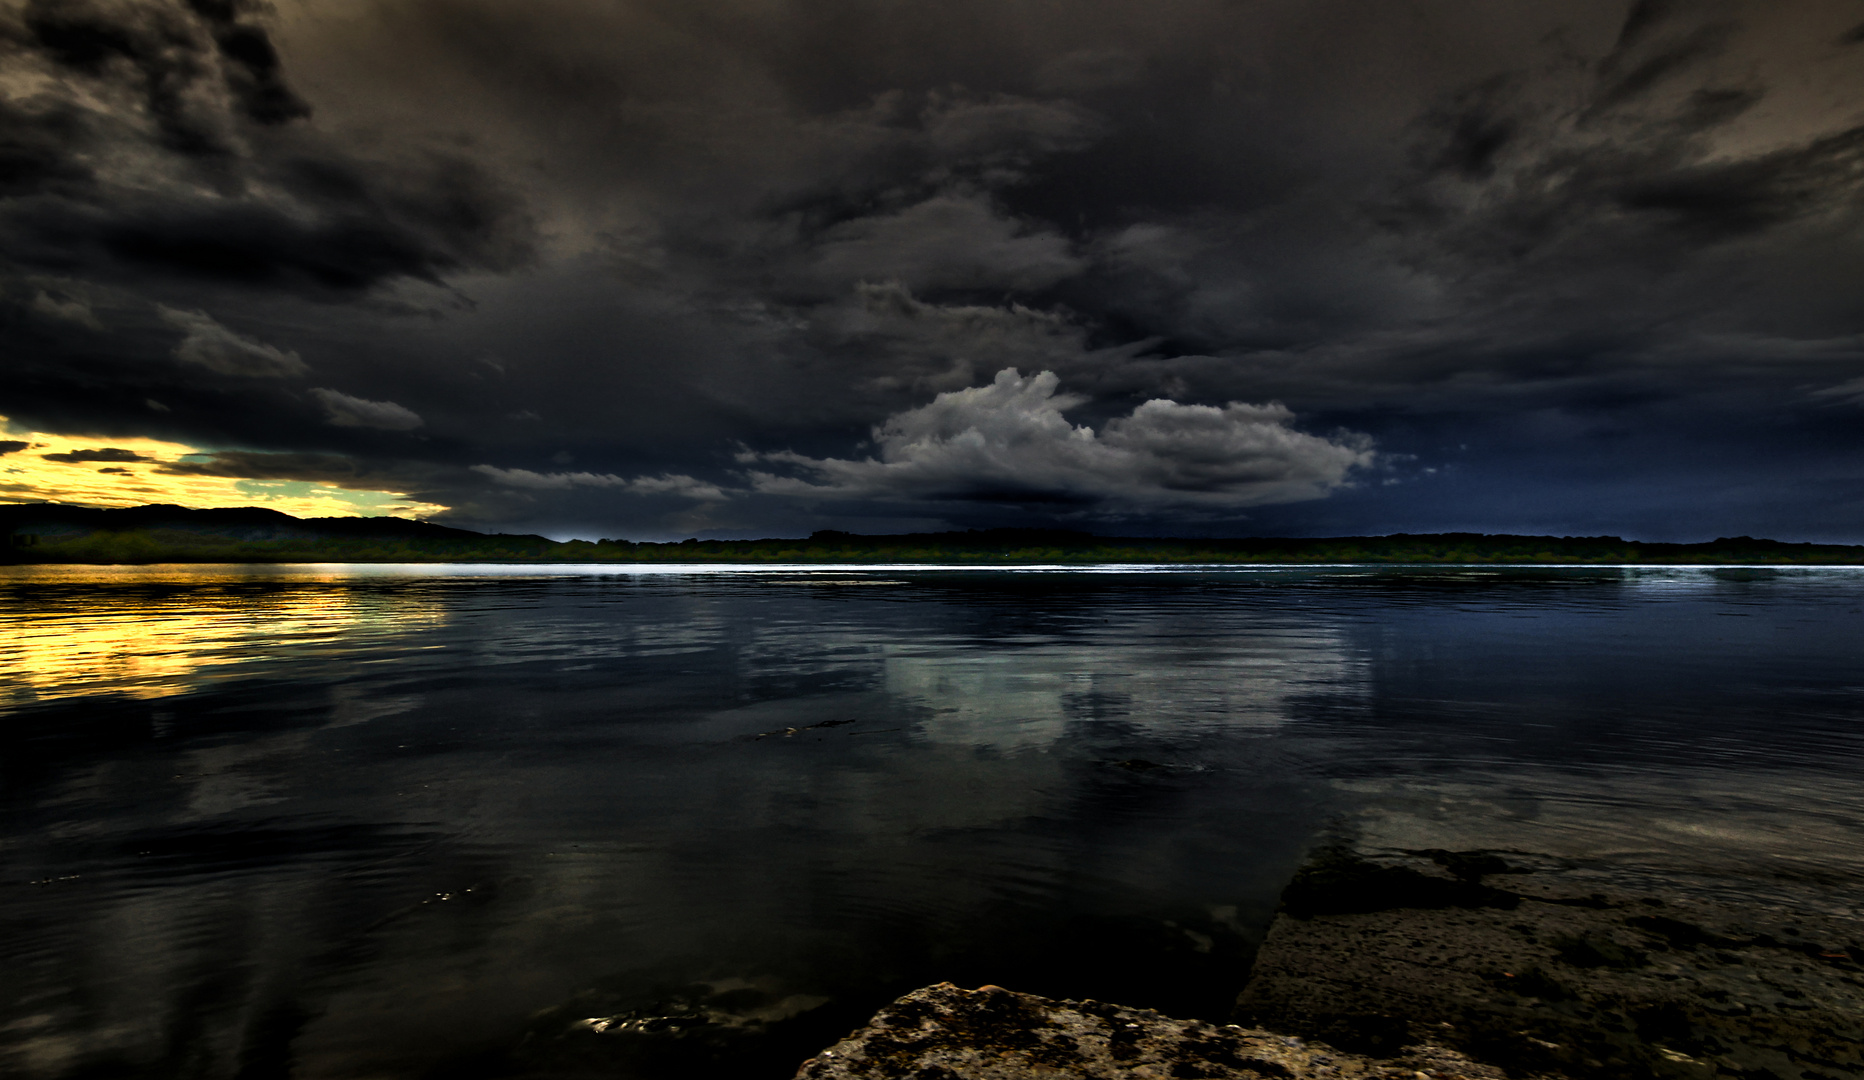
[2,564,1861,1078]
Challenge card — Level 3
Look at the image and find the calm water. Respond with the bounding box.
[3,564,1863,1079]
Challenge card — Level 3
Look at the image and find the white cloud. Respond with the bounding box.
[471,465,728,500]
[748,368,1374,512]
[309,388,424,431]
[156,306,309,377]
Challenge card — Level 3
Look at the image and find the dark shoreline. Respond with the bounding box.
[7,503,1864,566]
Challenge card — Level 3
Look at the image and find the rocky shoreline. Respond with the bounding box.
[793,845,1864,1080]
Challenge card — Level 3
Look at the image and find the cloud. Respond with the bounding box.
[918,91,1107,174]
[156,449,431,485]
[0,97,93,197]
[0,441,31,455]
[1033,49,1145,94]
[471,466,616,490]
[149,449,458,509]
[1381,15,1864,271]
[808,281,1097,397]
[157,306,308,376]
[78,157,535,291]
[41,447,154,463]
[4,2,1864,542]
[804,194,1083,295]
[23,0,251,159]
[184,0,315,126]
[747,368,1373,513]
[1588,21,1734,118]
[1810,376,1864,406]
[1,0,534,296]
[309,388,424,431]
[471,465,729,500]
[30,290,104,329]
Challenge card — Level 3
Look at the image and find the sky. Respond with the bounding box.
[2,0,1863,541]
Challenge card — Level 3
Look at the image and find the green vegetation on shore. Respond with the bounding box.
[4,503,1862,565]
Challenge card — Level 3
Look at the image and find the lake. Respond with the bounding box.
[3,563,1862,1079]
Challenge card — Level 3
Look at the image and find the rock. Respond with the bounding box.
[793,981,1515,1079]
[1236,846,1864,1080]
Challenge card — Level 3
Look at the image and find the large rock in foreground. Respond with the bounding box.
[793,981,1512,1079]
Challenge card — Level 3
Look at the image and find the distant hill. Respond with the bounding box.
[0,503,558,563]
[3,503,1863,565]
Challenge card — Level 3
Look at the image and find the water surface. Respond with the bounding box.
[3,564,1862,1078]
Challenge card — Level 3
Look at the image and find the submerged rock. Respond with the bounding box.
[1237,846,1864,1080]
[504,976,848,1078]
[792,981,1514,1079]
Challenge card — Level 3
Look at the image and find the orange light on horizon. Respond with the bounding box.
[0,420,449,519]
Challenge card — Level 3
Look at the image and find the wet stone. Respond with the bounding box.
[792,982,1514,1079]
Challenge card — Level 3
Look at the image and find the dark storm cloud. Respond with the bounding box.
[0,0,533,295]
[307,388,423,431]
[153,448,460,498]
[40,446,153,463]
[1586,3,1736,118]
[0,99,92,197]
[156,449,402,481]
[1616,126,1864,238]
[0,440,29,455]
[22,0,234,158]
[157,305,306,376]
[181,0,312,125]
[20,0,306,159]
[1398,39,1860,253]
[3,0,1863,539]
[7,153,534,293]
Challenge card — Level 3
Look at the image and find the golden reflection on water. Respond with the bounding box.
[0,566,447,707]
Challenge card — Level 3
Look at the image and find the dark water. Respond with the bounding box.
[3,564,1863,1079]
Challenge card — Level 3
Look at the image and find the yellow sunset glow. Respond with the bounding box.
[0,566,448,705]
[0,420,448,519]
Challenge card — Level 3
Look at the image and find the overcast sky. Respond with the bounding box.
[2,0,1862,540]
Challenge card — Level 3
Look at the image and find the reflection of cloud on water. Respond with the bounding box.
[0,567,447,706]
[884,650,1072,751]
[324,685,424,730]
[882,627,1363,751]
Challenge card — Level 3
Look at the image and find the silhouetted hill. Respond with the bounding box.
[4,504,1863,564]
[1,503,554,562]
[0,502,492,539]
